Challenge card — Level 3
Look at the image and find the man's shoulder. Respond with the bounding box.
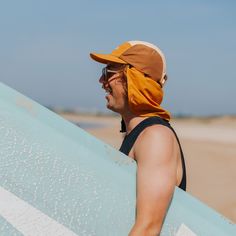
[133,123,176,163]
[140,123,174,141]
[134,124,175,156]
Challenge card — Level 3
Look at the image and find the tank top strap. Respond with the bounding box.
[119,117,171,155]
[119,116,186,191]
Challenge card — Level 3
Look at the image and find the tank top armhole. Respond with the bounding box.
[119,116,187,191]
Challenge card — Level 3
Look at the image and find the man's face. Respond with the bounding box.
[99,63,128,114]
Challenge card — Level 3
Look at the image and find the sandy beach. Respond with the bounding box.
[60,113,236,223]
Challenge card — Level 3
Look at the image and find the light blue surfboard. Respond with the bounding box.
[0,82,235,236]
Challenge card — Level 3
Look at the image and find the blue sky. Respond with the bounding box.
[0,0,235,116]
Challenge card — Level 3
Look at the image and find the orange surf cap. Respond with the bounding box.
[90,40,167,85]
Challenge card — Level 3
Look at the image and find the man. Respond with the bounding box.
[90,41,186,236]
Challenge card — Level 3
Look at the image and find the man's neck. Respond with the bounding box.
[122,115,147,135]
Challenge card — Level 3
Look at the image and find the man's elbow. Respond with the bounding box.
[143,221,162,236]
[130,219,163,236]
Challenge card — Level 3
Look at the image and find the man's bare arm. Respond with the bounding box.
[129,125,178,236]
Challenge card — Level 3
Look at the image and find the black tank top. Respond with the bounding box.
[119,116,186,191]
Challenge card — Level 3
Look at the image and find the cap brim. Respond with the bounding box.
[90,53,126,64]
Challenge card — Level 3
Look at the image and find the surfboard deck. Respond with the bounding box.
[0,82,235,236]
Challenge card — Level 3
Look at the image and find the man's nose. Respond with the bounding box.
[99,75,104,84]
[99,76,108,89]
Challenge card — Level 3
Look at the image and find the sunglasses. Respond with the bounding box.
[101,66,126,82]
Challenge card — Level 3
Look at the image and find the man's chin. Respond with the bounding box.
[106,104,116,113]
[106,104,113,111]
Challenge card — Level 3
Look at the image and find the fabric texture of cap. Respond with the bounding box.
[90,40,167,83]
[125,67,170,121]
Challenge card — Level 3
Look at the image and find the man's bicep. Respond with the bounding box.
[134,127,177,226]
[135,157,176,223]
